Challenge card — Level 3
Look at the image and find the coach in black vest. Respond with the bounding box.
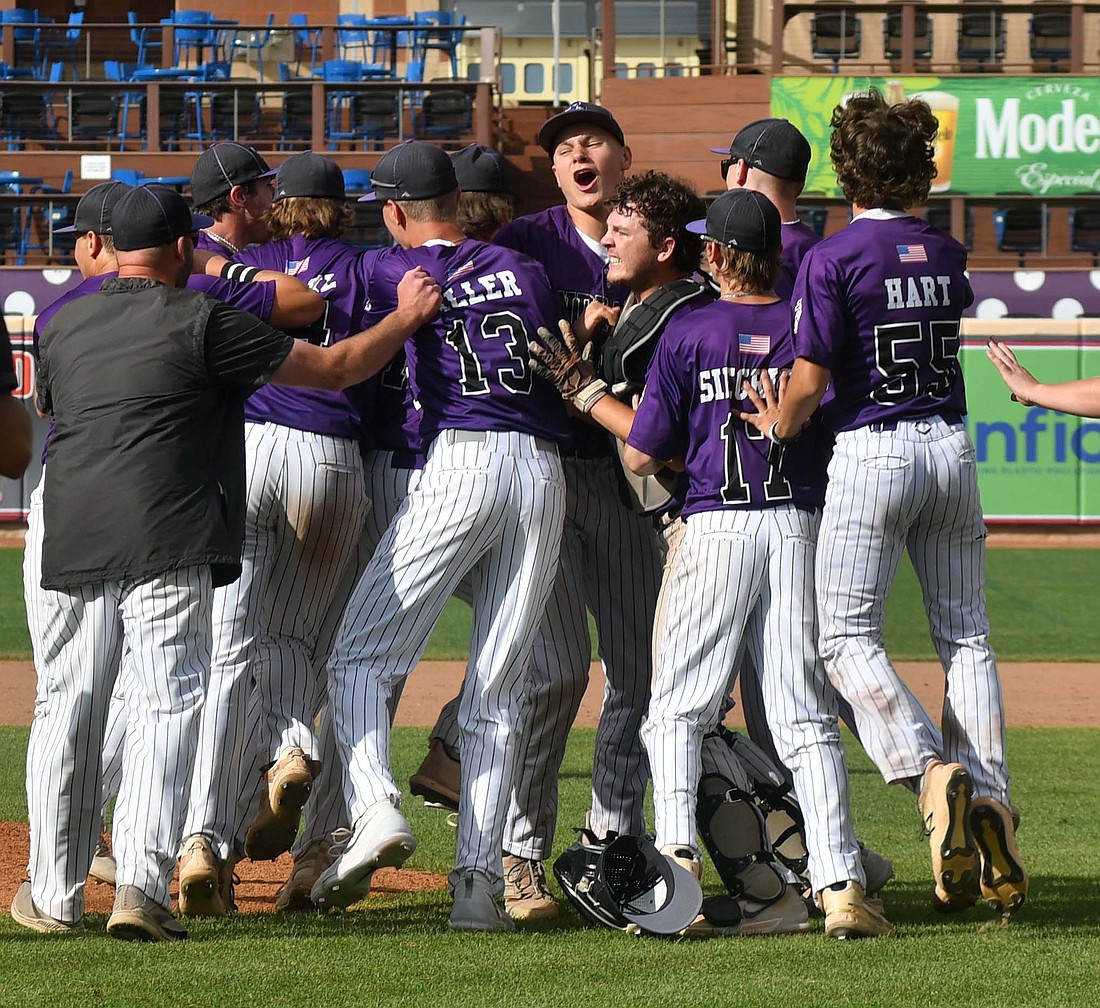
[14,186,441,942]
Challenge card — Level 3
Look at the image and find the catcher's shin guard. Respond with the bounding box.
[700,727,810,883]
[695,777,786,906]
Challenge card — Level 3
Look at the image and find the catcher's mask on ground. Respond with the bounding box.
[591,835,703,935]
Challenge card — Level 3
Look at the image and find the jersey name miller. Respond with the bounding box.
[443,269,524,309]
[883,274,955,311]
[698,366,780,405]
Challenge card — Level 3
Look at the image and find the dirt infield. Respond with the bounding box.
[3,657,1100,730]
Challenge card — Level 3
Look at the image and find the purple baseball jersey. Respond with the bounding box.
[496,205,630,456]
[358,240,570,445]
[628,299,826,517]
[235,236,374,440]
[495,205,630,323]
[777,219,822,302]
[792,211,973,433]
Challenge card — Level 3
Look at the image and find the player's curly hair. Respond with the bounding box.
[264,197,353,240]
[457,191,515,241]
[706,241,781,294]
[830,87,938,209]
[608,171,705,274]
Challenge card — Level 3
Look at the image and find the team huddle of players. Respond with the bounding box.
[13,87,1028,942]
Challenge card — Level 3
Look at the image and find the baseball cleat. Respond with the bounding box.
[503,854,558,920]
[859,843,895,898]
[10,881,84,935]
[409,738,461,812]
[918,760,979,913]
[310,798,416,911]
[89,830,117,887]
[244,746,316,861]
[820,880,894,940]
[275,839,333,913]
[970,797,1028,916]
[680,885,813,939]
[107,885,189,942]
[450,869,515,932]
[177,834,227,917]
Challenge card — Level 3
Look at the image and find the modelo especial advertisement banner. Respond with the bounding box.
[772,76,1100,198]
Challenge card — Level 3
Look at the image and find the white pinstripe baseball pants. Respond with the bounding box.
[23,474,131,841]
[329,430,565,895]
[505,455,663,859]
[642,506,863,894]
[291,450,422,857]
[816,417,1011,805]
[26,565,212,920]
[183,423,368,861]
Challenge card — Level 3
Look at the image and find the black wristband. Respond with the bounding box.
[220,261,261,284]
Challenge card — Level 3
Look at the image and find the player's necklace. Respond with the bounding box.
[202,229,239,255]
[721,289,775,299]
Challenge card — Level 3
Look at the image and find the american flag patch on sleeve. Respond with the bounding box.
[896,244,928,263]
[739,332,771,354]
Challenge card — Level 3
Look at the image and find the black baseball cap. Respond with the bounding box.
[190,141,275,206]
[111,185,214,252]
[273,151,346,201]
[362,140,458,202]
[687,189,781,253]
[590,835,703,936]
[710,118,812,183]
[536,101,625,155]
[55,180,131,235]
[450,143,513,195]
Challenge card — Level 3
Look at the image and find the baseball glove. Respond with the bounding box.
[528,320,606,410]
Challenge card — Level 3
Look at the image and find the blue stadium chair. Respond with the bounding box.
[289,14,321,78]
[1069,206,1100,264]
[127,11,163,67]
[993,205,1046,264]
[1029,8,1071,71]
[229,13,274,81]
[810,8,861,72]
[958,8,1006,72]
[411,10,466,79]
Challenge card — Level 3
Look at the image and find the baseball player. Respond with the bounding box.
[717,120,940,806]
[273,142,521,913]
[312,141,569,933]
[177,152,386,916]
[190,141,276,256]
[716,119,821,305]
[631,189,890,939]
[13,184,440,941]
[748,88,1027,917]
[487,102,664,921]
[0,316,30,478]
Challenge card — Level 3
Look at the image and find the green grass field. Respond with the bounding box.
[0,725,1098,1008]
[4,546,1100,661]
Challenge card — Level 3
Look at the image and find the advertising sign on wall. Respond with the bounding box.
[772,76,1100,198]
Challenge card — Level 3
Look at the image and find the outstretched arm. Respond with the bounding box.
[986,339,1100,417]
